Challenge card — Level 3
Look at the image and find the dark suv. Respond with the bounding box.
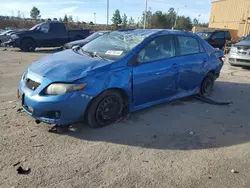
[197,30,231,49]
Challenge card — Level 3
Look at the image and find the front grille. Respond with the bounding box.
[237,46,250,51]
[236,59,250,63]
[25,78,41,91]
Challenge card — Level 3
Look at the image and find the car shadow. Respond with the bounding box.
[63,81,250,150]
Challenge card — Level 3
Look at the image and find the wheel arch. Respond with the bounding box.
[83,87,129,122]
[20,37,37,46]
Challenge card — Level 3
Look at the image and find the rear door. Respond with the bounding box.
[210,31,225,49]
[133,35,179,107]
[175,35,208,92]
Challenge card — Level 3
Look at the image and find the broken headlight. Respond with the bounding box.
[45,83,87,95]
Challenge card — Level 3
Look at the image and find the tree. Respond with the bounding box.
[128,16,135,26]
[63,14,68,22]
[175,16,192,31]
[122,14,128,27]
[30,6,40,19]
[166,8,176,28]
[59,17,63,22]
[193,18,199,26]
[68,15,74,22]
[111,9,122,26]
[151,11,168,28]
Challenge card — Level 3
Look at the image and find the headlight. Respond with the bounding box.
[230,46,237,53]
[45,83,87,95]
[11,34,19,39]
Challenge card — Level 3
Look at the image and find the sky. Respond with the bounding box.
[0,0,214,24]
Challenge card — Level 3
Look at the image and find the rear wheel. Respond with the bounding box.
[20,39,36,52]
[200,72,215,97]
[87,90,123,128]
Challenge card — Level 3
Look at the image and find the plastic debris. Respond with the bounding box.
[231,169,239,174]
[189,131,194,135]
[32,144,44,147]
[17,166,31,174]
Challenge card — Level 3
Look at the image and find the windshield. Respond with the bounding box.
[197,32,212,39]
[29,24,40,31]
[0,30,12,35]
[244,35,250,41]
[81,31,147,61]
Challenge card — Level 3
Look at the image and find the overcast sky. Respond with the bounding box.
[0,0,213,24]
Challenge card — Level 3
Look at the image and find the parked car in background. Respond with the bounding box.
[64,31,110,49]
[4,21,90,52]
[0,30,13,44]
[18,29,224,128]
[229,35,250,67]
[197,30,231,49]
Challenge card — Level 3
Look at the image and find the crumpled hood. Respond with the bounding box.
[234,40,250,47]
[29,50,111,82]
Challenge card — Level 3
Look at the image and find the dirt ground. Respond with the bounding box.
[1,47,250,188]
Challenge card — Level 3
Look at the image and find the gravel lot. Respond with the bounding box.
[1,47,250,188]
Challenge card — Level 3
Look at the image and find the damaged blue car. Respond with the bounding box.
[19,29,224,128]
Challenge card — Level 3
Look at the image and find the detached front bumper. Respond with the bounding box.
[229,53,250,67]
[19,71,92,125]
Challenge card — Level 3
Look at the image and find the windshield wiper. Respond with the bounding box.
[81,49,109,61]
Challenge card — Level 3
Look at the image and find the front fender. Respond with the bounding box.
[78,67,133,102]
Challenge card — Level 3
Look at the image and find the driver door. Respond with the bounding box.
[132,35,179,107]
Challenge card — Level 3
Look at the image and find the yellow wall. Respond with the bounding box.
[209,0,250,37]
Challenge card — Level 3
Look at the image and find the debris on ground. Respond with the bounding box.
[13,162,20,167]
[48,125,70,133]
[231,169,239,174]
[31,135,37,138]
[17,166,31,175]
[32,144,44,147]
[8,101,13,104]
[189,131,194,135]
[153,135,157,139]
[2,48,7,51]
[2,114,6,117]
[142,160,149,163]
[16,108,23,113]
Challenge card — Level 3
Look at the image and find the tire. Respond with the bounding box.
[200,72,215,97]
[87,90,123,128]
[20,39,36,52]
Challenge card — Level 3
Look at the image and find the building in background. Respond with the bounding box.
[209,0,250,38]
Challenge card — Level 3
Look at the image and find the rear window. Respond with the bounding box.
[177,36,200,56]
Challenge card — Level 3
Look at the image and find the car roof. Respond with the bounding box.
[115,29,194,37]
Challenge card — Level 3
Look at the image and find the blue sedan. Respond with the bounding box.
[19,29,224,128]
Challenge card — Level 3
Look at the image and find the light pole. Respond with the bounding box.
[197,14,201,25]
[143,0,148,29]
[94,13,96,24]
[107,0,109,25]
[172,5,186,29]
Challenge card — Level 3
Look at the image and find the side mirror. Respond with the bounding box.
[127,54,140,66]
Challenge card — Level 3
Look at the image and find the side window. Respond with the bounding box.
[213,32,224,39]
[50,24,66,34]
[138,35,175,63]
[177,36,200,55]
[39,23,49,33]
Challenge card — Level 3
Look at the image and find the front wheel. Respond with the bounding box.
[87,90,123,128]
[20,39,36,52]
[200,72,215,97]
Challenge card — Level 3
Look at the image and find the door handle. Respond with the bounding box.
[203,58,208,63]
[172,63,177,68]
